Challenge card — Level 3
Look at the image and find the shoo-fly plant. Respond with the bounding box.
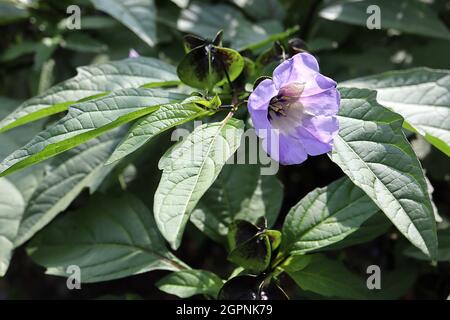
[0,0,449,300]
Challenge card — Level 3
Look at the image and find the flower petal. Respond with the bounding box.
[262,130,308,165]
[273,53,336,96]
[250,109,271,138]
[297,127,333,156]
[272,53,318,87]
[301,88,340,116]
[248,78,277,111]
[302,115,339,144]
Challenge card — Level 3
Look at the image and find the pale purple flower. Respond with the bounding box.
[248,52,340,165]
[128,49,140,58]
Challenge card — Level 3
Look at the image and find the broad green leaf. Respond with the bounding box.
[0,88,187,177]
[156,269,223,298]
[332,88,438,259]
[281,177,380,255]
[319,0,450,40]
[14,128,127,247]
[91,0,157,47]
[28,194,187,283]
[0,178,25,276]
[287,254,369,299]
[0,57,179,132]
[107,101,212,164]
[191,164,283,245]
[404,229,450,261]
[154,118,244,250]
[177,3,286,51]
[341,68,450,157]
[322,213,391,251]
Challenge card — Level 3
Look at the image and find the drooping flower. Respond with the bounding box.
[248,52,340,165]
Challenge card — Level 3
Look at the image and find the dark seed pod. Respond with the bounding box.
[218,275,263,300]
[288,37,308,54]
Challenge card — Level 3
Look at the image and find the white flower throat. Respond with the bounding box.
[268,82,307,136]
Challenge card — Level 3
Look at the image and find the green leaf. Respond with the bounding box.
[0,57,179,132]
[107,100,212,164]
[322,213,391,251]
[332,88,438,259]
[281,177,380,255]
[154,118,244,250]
[177,45,244,89]
[28,193,187,283]
[404,229,450,261]
[156,269,223,298]
[91,0,157,47]
[0,2,28,25]
[14,128,127,247]
[78,16,118,30]
[61,33,108,53]
[373,266,418,299]
[319,0,450,40]
[0,100,46,162]
[191,164,283,245]
[281,254,312,273]
[0,178,25,276]
[231,0,285,21]
[286,254,369,299]
[0,41,39,62]
[0,88,186,177]
[177,2,286,51]
[341,68,450,157]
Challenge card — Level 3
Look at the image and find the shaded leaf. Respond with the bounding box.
[157,269,223,298]
[28,194,187,283]
[91,0,157,47]
[404,229,450,261]
[319,0,450,40]
[191,164,283,245]
[287,254,369,299]
[177,2,287,51]
[0,179,25,276]
[14,128,127,247]
[281,177,380,254]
